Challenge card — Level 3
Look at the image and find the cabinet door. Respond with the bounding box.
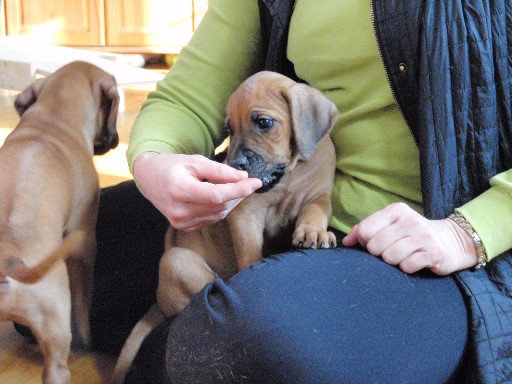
[4,0,104,46]
[1,0,6,36]
[106,0,197,52]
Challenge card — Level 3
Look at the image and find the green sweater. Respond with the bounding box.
[128,0,512,261]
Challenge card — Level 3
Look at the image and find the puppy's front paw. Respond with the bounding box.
[292,225,337,249]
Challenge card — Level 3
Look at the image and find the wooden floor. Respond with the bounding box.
[0,322,116,384]
[0,79,156,383]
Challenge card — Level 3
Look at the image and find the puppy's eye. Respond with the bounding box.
[251,112,275,131]
[257,118,274,130]
[251,114,274,131]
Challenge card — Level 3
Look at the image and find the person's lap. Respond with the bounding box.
[90,182,468,383]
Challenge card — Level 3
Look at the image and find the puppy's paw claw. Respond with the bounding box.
[292,226,337,249]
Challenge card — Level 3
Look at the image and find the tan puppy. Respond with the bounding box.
[112,71,338,383]
[0,61,119,384]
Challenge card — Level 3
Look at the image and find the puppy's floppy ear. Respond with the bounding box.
[94,77,120,155]
[14,77,48,116]
[283,84,338,159]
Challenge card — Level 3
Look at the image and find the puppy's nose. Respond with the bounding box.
[231,154,249,170]
[229,148,255,171]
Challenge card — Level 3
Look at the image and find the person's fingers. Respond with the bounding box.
[341,224,359,246]
[365,225,409,257]
[171,208,232,231]
[182,178,261,205]
[342,203,419,248]
[187,155,249,183]
[398,250,443,275]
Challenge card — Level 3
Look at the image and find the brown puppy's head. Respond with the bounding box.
[14,61,120,155]
[225,71,338,193]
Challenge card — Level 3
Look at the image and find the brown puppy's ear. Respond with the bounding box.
[94,77,120,155]
[283,84,338,159]
[14,77,48,116]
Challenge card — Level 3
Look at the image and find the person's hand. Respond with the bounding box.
[342,202,479,275]
[133,152,262,231]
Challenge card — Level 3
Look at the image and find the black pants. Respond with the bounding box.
[91,181,468,383]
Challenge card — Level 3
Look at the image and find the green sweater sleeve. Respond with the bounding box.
[126,0,263,172]
[456,169,512,260]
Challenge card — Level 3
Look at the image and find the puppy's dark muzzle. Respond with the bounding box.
[229,148,263,173]
[228,148,285,193]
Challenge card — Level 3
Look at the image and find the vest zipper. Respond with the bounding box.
[369,0,418,147]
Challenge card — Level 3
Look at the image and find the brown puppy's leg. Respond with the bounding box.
[157,247,218,317]
[228,211,265,270]
[66,230,95,348]
[34,280,72,384]
[40,331,71,384]
[292,194,337,249]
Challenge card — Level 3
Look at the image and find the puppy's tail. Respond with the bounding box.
[110,304,165,384]
[0,231,85,284]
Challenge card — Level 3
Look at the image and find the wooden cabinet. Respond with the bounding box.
[5,0,105,46]
[3,0,207,53]
[1,0,6,36]
[106,0,206,52]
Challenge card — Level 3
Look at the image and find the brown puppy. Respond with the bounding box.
[111,71,338,383]
[0,61,119,384]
